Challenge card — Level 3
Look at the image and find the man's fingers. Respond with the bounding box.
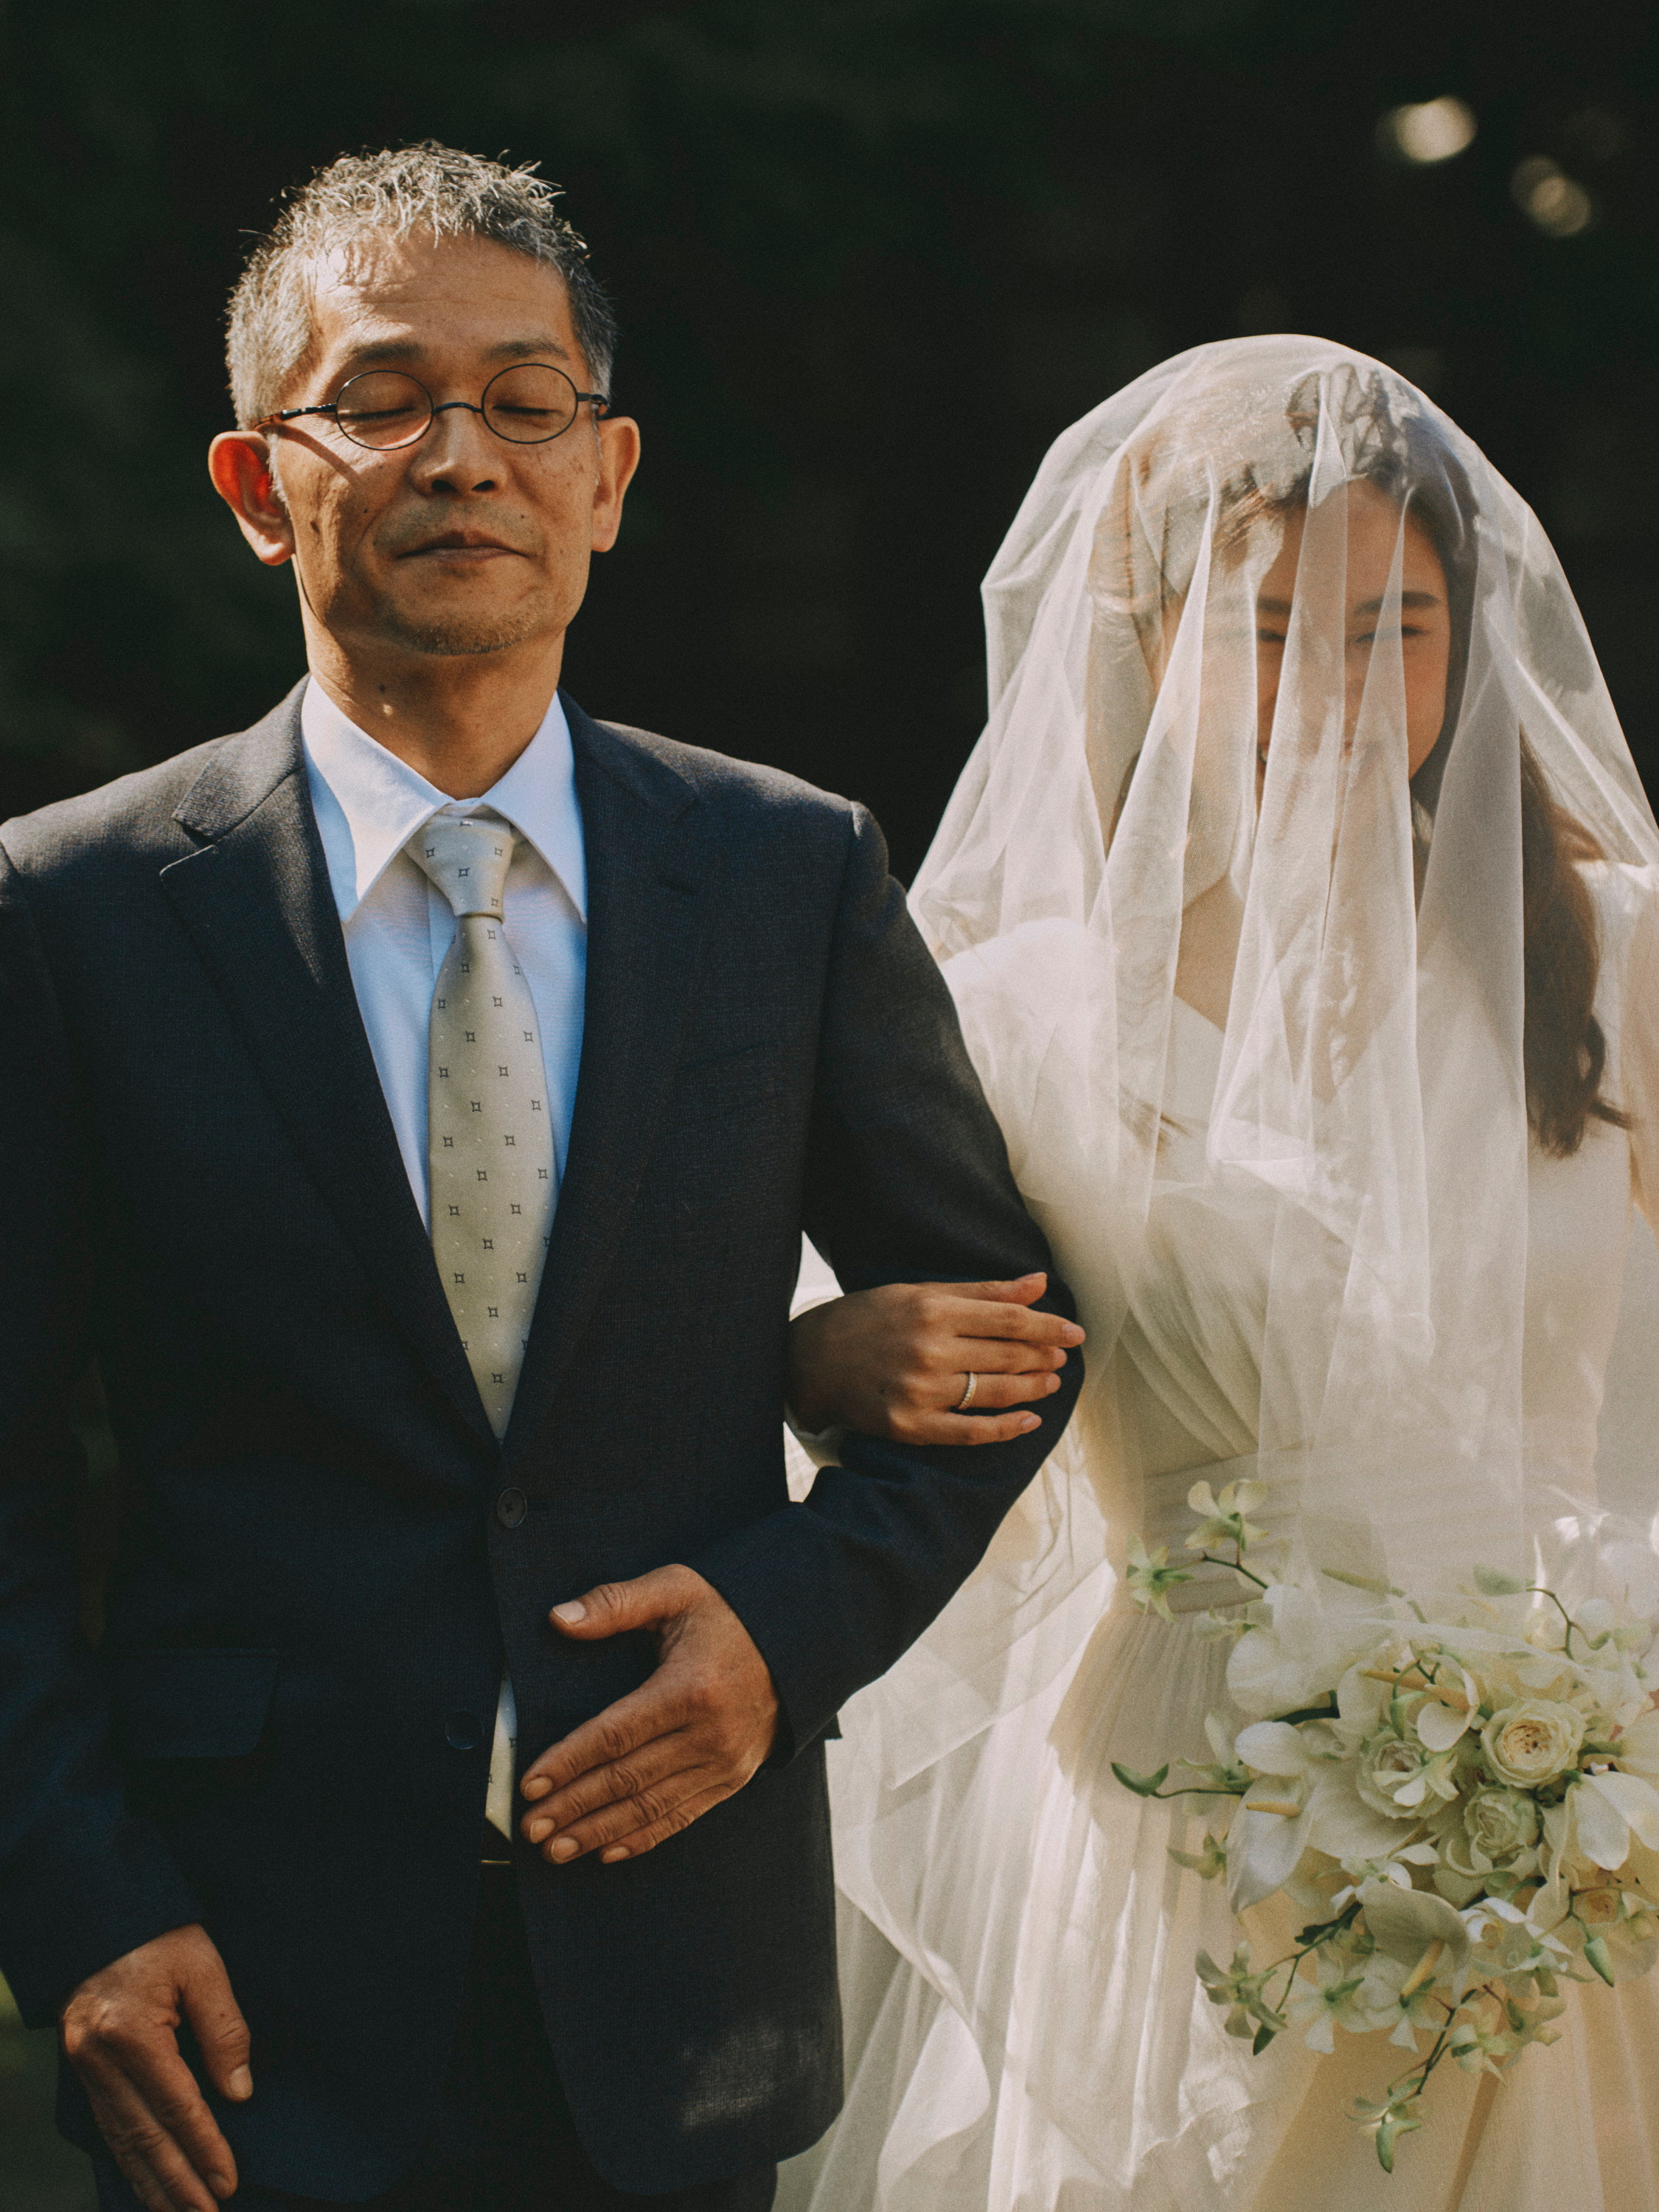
[521,1679,690,1801]
[547,1562,698,1640]
[180,1957,251,2105]
[85,2073,227,2212]
[545,1768,732,1863]
[126,2051,237,2205]
[522,1730,689,1842]
[596,1786,734,1864]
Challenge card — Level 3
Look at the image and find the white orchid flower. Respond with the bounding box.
[1185,1478,1270,1555]
[1413,1660,1481,1753]
[1359,1879,1472,1991]
[1285,1950,1398,2053]
[1227,1582,1377,1720]
[1614,1708,1659,1777]
[1572,1768,1659,1871]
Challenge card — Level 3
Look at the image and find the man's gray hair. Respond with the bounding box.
[225,142,617,428]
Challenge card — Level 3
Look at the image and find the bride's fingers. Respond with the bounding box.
[928,1367,1060,1411]
[888,1405,1046,1447]
[911,1332,1070,1378]
[936,1284,1085,1342]
[916,1296,1085,1355]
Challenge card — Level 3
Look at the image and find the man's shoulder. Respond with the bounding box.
[1,690,301,886]
[576,710,862,857]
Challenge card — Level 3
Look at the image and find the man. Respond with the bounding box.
[0,145,1082,2211]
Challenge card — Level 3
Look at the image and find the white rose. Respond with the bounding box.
[1354,1732,1432,1818]
[1481,1700,1585,1790]
[1463,1787,1541,1863]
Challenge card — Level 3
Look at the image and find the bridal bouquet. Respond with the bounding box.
[1116,1481,1659,2171]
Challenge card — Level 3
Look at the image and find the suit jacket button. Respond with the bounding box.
[445,1711,481,1751]
[495,1486,527,1529]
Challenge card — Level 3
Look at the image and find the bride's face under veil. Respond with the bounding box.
[914,336,1659,1606]
[1171,477,1454,1033]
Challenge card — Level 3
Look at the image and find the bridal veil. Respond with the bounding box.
[787,337,1659,2209]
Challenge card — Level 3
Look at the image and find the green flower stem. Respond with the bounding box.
[1193,1549,1270,1591]
[1526,1585,1579,1658]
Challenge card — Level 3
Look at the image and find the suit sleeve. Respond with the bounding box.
[691,804,1083,1755]
[0,849,201,2023]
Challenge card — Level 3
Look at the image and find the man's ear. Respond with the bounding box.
[590,415,641,555]
[208,431,295,568]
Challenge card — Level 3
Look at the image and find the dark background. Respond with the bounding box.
[4,0,1659,880]
[4,0,1659,2201]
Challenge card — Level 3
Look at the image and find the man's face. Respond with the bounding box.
[227,231,636,666]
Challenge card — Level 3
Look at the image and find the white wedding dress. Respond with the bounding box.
[780,339,1659,2211]
[783,887,1659,2210]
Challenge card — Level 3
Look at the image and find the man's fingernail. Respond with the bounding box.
[551,1837,579,1862]
[1046,1375,1060,1393]
[1060,1323,1085,1344]
[1019,1414,1040,1431]
[229,2065,253,2098]
[601,1846,629,1864]
[526,1818,554,1843]
[553,1601,587,1624]
[522,1775,551,1799]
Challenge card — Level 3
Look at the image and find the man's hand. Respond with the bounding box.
[520,1565,779,1865]
[787,1273,1084,1443]
[60,1924,251,2212]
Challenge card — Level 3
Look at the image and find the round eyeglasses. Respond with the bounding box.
[257,363,611,451]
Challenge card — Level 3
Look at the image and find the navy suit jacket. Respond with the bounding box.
[0,686,1080,2195]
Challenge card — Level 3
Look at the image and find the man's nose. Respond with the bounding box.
[408,403,501,493]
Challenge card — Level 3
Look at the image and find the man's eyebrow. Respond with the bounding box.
[336,334,574,370]
[1256,595,1293,616]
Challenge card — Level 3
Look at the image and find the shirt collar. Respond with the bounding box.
[300,678,586,923]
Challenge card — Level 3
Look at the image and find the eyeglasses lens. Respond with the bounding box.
[333,372,432,450]
[482,364,579,442]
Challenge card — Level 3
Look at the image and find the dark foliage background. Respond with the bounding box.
[4,0,1659,878]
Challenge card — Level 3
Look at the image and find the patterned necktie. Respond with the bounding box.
[406,813,556,1438]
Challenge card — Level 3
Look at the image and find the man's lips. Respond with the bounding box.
[397,532,527,559]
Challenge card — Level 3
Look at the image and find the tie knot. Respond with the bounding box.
[406,812,519,918]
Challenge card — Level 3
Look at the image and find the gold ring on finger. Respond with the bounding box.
[956,1371,978,1411]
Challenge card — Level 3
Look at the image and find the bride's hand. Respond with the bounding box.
[787,1273,1083,1447]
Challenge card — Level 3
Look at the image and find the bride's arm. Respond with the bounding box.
[787,1272,1083,1446]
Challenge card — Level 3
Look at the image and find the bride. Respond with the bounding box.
[777,335,1659,2208]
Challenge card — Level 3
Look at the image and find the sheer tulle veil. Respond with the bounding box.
[910,335,1659,1618]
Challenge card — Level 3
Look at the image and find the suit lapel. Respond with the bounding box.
[504,700,714,1464]
[161,686,493,1450]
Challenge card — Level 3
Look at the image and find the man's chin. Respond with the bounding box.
[383,610,548,658]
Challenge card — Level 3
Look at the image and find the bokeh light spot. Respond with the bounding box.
[1379,97,1478,165]
[1511,157,1596,238]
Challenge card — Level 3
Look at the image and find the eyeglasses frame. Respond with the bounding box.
[256,361,612,451]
